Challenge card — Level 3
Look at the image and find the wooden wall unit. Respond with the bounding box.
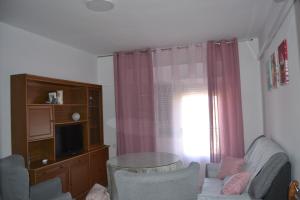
[11,74,109,199]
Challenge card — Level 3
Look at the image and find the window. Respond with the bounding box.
[181,93,210,160]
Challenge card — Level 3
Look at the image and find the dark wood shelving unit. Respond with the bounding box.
[11,74,109,200]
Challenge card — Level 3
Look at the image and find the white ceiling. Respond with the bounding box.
[0,0,279,55]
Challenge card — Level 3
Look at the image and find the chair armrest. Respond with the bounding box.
[197,193,253,200]
[205,163,220,178]
[30,177,63,200]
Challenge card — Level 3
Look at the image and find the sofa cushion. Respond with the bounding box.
[222,172,251,195]
[217,157,244,179]
[86,184,110,200]
[201,178,223,195]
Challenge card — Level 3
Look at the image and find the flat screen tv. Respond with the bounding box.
[55,124,83,158]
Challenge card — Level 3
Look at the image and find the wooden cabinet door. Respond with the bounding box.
[89,147,108,186]
[28,106,54,141]
[35,164,69,192]
[70,155,90,198]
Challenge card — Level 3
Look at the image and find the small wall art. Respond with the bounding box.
[278,39,289,85]
[267,39,289,91]
[267,59,272,91]
[271,51,279,89]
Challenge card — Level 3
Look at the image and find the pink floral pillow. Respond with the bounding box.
[217,156,245,179]
[222,172,251,195]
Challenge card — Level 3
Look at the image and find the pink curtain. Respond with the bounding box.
[114,51,155,155]
[207,39,245,162]
[153,44,210,164]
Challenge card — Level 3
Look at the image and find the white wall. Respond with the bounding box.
[238,40,264,150]
[98,56,117,158]
[259,2,300,180]
[98,40,264,157]
[0,22,98,158]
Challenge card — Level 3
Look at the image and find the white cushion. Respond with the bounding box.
[201,178,223,195]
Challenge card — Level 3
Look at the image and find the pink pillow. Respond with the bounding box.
[217,157,245,179]
[222,172,251,195]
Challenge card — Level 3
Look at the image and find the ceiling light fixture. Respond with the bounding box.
[85,0,114,12]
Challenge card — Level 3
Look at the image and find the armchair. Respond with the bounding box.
[0,155,72,200]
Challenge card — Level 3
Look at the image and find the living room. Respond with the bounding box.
[0,0,300,199]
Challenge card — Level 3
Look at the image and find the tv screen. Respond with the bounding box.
[55,124,83,158]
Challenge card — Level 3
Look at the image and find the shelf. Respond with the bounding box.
[28,137,54,143]
[55,151,88,163]
[27,103,86,106]
[55,120,88,125]
[29,159,56,170]
[88,144,102,151]
[88,106,99,108]
[54,104,87,106]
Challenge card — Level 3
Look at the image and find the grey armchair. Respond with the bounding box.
[114,162,200,200]
[0,154,72,200]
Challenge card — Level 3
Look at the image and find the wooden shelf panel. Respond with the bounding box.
[30,159,56,170]
[54,105,87,124]
[27,80,87,105]
[55,120,88,125]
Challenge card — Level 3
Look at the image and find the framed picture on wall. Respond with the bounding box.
[278,39,289,85]
[271,51,279,89]
[267,59,272,91]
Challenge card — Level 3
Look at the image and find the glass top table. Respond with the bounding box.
[107,152,182,200]
[107,152,180,168]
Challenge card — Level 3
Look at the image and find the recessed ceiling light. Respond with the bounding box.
[85,0,114,12]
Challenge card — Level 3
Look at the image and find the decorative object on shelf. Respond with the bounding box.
[72,112,81,121]
[57,90,64,104]
[89,96,94,105]
[48,92,58,104]
[42,159,48,165]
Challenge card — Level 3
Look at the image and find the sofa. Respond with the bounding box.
[198,135,291,200]
[0,154,72,200]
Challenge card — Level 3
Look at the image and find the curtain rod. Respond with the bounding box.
[97,45,203,58]
[97,38,253,58]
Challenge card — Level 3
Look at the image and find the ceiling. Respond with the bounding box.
[0,0,280,55]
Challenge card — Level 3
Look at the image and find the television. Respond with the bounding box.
[55,124,83,158]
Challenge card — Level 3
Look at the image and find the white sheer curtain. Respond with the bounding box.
[153,44,210,165]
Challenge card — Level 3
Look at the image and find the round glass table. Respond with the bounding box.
[107,152,183,200]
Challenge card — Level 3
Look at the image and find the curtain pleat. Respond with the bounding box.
[207,39,245,163]
[114,51,155,155]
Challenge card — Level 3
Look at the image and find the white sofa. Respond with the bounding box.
[198,136,290,200]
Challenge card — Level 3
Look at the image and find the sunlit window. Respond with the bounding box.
[181,94,210,160]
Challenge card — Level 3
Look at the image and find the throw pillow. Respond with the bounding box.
[217,156,245,179]
[86,183,110,200]
[222,172,251,195]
